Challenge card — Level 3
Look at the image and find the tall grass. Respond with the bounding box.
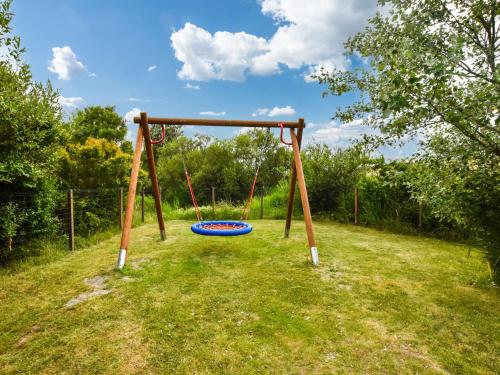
[144,180,302,222]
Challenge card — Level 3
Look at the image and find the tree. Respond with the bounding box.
[145,124,183,166]
[69,106,130,147]
[155,131,291,207]
[355,159,421,228]
[302,144,369,214]
[317,0,500,280]
[58,138,133,189]
[0,0,63,256]
[58,138,138,234]
[233,129,290,191]
[408,135,500,277]
[318,0,499,156]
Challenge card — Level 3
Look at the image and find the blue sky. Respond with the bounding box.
[9,0,413,156]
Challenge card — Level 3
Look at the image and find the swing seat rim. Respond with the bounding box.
[191,220,253,236]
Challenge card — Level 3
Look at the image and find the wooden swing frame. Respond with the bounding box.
[116,112,319,269]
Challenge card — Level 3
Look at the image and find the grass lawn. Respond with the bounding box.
[0,220,498,374]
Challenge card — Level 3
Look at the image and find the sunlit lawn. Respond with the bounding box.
[0,220,498,374]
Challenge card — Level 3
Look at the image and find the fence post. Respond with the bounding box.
[211,186,216,215]
[67,189,74,251]
[418,201,423,228]
[354,186,359,225]
[119,187,124,229]
[141,187,145,223]
[260,192,264,219]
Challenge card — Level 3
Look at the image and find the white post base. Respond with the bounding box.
[117,249,127,270]
[310,247,319,266]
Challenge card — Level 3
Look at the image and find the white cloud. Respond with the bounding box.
[48,46,91,80]
[305,118,421,159]
[252,108,270,117]
[268,105,296,117]
[170,1,379,82]
[58,96,84,109]
[123,108,142,144]
[199,111,226,116]
[184,83,201,90]
[252,105,296,117]
[303,59,342,82]
[128,97,151,102]
[148,65,157,72]
[306,119,376,148]
[171,22,269,81]
[124,108,142,124]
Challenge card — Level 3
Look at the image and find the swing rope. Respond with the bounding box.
[241,166,259,220]
[182,127,271,224]
[181,148,203,222]
[185,165,203,222]
[240,128,270,220]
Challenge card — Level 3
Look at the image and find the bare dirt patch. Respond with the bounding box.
[14,325,41,349]
[64,275,111,308]
[129,257,151,270]
[84,275,107,289]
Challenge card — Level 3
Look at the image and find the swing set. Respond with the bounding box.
[117,112,319,269]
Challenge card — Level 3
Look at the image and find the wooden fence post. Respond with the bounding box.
[354,186,359,225]
[141,187,145,223]
[67,189,74,251]
[119,187,124,229]
[260,193,264,219]
[211,186,216,215]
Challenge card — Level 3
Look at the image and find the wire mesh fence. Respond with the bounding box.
[0,184,433,254]
[158,186,299,221]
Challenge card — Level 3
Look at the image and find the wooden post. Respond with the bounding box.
[418,201,423,228]
[141,112,166,240]
[117,125,144,269]
[260,192,264,220]
[119,187,124,229]
[141,187,145,223]
[354,186,359,225]
[290,128,318,266]
[67,189,74,251]
[284,119,304,237]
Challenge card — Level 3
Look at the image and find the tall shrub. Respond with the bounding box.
[0,0,63,258]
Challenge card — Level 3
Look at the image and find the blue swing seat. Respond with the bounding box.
[191,220,253,236]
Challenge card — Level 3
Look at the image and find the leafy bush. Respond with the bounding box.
[0,0,63,259]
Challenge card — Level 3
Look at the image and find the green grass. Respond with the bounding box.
[0,220,498,374]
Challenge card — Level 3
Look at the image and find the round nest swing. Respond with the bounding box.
[152,122,286,237]
[191,220,253,236]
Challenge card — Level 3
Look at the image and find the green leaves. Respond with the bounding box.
[0,0,64,255]
[317,0,500,279]
[58,138,132,189]
[68,106,127,145]
[155,130,290,206]
[320,0,499,157]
